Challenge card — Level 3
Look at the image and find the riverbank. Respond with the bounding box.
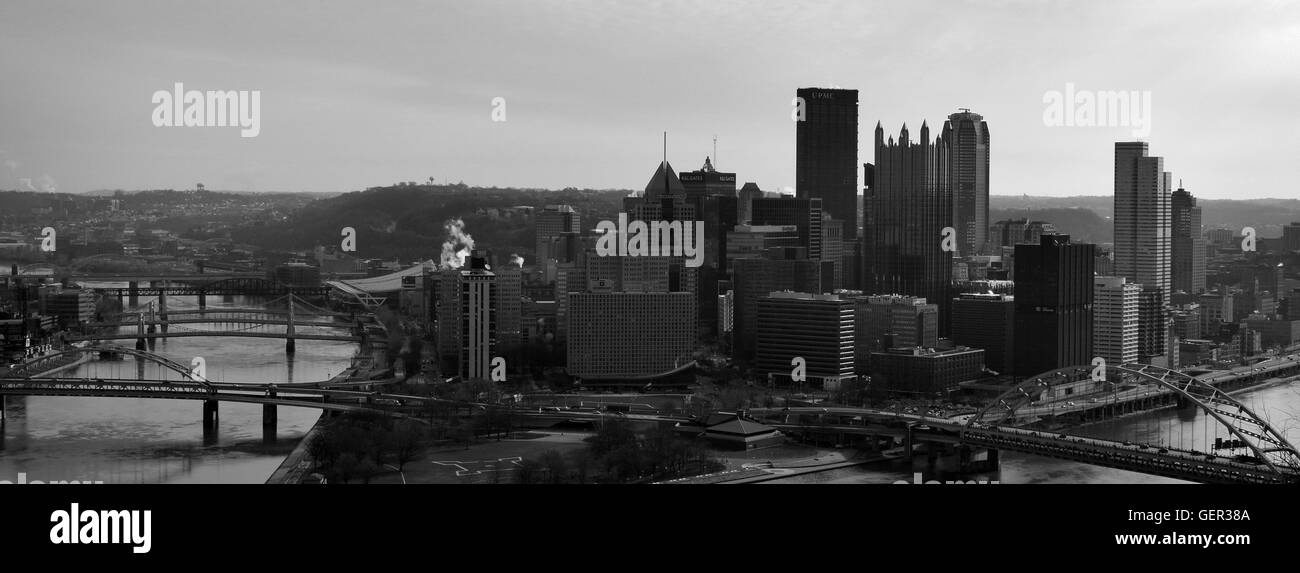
[266,411,328,484]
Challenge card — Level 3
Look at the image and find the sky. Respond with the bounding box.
[1,0,1298,199]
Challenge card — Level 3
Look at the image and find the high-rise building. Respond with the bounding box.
[435,252,496,380]
[755,291,855,387]
[1114,142,1171,295]
[989,219,1057,249]
[951,292,1015,374]
[943,110,990,256]
[1137,285,1168,365]
[494,265,522,347]
[1093,276,1140,366]
[750,196,823,260]
[1014,234,1094,376]
[731,254,835,360]
[1114,142,1172,366]
[679,156,737,200]
[1283,222,1300,252]
[866,121,953,335]
[535,205,581,264]
[821,215,845,290]
[796,87,858,240]
[566,290,696,379]
[851,294,939,373]
[1171,186,1206,294]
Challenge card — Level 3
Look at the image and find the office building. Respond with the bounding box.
[566,290,696,379]
[943,110,990,256]
[852,294,939,373]
[950,292,1015,374]
[866,121,953,334]
[1014,234,1094,376]
[435,252,496,380]
[535,205,581,264]
[1171,186,1206,294]
[870,346,984,395]
[1093,276,1140,366]
[755,291,855,387]
[796,87,859,240]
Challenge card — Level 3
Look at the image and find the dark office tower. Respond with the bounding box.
[796,87,859,240]
[951,292,1015,375]
[535,205,581,264]
[750,196,823,260]
[865,121,953,335]
[679,156,737,202]
[1013,234,1094,376]
[942,110,990,256]
[738,182,764,223]
[1171,186,1206,295]
[755,292,856,387]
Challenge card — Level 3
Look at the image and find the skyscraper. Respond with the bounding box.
[1171,185,1206,294]
[865,121,953,335]
[535,205,581,264]
[750,196,823,260]
[943,110,990,256]
[1114,142,1171,296]
[1014,234,1094,376]
[796,87,858,240]
[1114,141,1172,365]
[435,251,496,380]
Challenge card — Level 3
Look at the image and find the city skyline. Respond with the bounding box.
[2,1,1298,199]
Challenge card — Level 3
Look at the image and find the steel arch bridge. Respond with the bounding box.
[967,363,1300,476]
[4,345,211,388]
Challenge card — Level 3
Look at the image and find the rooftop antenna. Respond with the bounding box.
[663,131,669,197]
[713,134,718,168]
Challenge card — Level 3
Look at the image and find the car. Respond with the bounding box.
[1157,448,1169,454]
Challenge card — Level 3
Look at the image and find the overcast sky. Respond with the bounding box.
[1,0,1297,199]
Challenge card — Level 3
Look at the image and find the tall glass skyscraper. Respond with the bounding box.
[1114,141,1172,364]
[942,109,990,256]
[796,87,859,240]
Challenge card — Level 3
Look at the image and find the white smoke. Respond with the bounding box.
[510,254,525,268]
[38,174,56,192]
[439,218,475,269]
[3,159,17,174]
[18,177,35,191]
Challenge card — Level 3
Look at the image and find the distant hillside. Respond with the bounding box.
[991,195,1300,242]
[988,205,1113,245]
[234,184,632,262]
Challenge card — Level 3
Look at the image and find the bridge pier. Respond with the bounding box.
[202,400,219,430]
[198,290,206,310]
[285,293,296,356]
[128,281,139,307]
[158,282,168,333]
[263,388,277,444]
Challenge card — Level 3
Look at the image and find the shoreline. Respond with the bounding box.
[266,411,329,484]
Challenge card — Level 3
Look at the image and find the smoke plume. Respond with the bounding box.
[439,218,475,269]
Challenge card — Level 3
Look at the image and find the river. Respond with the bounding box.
[0,286,357,484]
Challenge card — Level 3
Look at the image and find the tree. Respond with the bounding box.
[389,420,426,471]
[515,459,543,484]
[539,450,568,484]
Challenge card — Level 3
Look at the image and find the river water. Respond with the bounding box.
[0,287,357,484]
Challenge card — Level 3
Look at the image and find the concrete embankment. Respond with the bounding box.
[266,411,329,484]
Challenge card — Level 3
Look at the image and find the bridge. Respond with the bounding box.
[67,294,379,354]
[746,360,1300,484]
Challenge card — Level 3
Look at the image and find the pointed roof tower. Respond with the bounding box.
[644,160,686,200]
